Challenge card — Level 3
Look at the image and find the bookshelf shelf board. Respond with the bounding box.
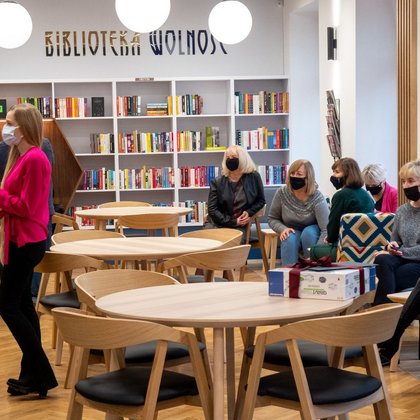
[76,153,115,157]
[248,148,290,153]
[118,152,173,156]
[235,113,289,117]
[117,115,172,120]
[176,113,230,118]
[179,186,211,190]
[76,189,116,193]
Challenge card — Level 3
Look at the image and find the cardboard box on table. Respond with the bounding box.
[268,265,376,301]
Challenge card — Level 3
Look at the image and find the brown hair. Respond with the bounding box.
[286,159,317,196]
[1,103,43,187]
[332,157,364,188]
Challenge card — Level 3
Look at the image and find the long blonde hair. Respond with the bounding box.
[221,145,256,176]
[1,103,43,187]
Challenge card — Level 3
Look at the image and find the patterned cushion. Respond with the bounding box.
[336,213,395,263]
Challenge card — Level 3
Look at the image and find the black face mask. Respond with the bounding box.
[289,176,306,191]
[366,183,383,196]
[403,185,420,202]
[226,157,240,171]
[330,175,344,190]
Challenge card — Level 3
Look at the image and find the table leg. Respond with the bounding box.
[213,327,225,419]
[226,328,235,420]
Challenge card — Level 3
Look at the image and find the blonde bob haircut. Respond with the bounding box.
[1,103,43,188]
[287,159,317,196]
[221,145,256,176]
[399,159,420,180]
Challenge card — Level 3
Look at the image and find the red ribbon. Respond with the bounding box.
[287,256,365,299]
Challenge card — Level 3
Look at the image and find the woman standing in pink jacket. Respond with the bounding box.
[362,163,398,213]
[0,103,57,398]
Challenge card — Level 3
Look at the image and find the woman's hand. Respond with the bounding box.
[236,211,250,226]
[323,236,330,244]
[280,227,295,241]
[387,241,403,256]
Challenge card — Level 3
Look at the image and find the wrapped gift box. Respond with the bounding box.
[268,265,376,301]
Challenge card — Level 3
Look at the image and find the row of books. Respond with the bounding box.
[176,94,203,115]
[16,97,52,118]
[116,95,142,116]
[177,130,202,151]
[176,200,207,224]
[235,127,289,150]
[234,91,289,114]
[256,164,288,185]
[119,167,175,190]
[90,133,114,154]
[117,131,174,153]
[55,97,88,118]
[67,205,98,227]
[179,165,220,187]
[146,103,168,116]
[80,169,115,190]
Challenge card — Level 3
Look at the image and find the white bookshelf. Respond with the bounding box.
[0,76,290,226]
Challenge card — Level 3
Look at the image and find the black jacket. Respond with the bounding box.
[207,172,265,228]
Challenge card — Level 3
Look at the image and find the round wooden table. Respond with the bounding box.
[75,206,193,229]
[95,282,353,420]
[50,236,222,260]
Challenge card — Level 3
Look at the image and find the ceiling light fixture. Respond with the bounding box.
[115,0,171,33]
[0,1,33,49]
[208,1,253,45]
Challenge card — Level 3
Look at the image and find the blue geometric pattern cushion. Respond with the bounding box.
[337,213,395,263]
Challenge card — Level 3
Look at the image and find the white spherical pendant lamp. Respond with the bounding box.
[0,1,33,49]
[115,0,171,33]
[209,1,253,45]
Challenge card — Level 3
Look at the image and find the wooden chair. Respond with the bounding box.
[52,307,212,420]
[98,200,152,208]
[243,205,269,276]
[180,227,243,249]
[34,252,107,385]
[116,212,180,237]
[236,290,377,414]
[72,269,210,388]
[239,303,402,420]
[51,212,80,234]
[158,244,251,283]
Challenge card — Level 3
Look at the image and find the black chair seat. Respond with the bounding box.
[258,366,382,404]
[245,340,362,367]
[39,290,80,309]
[184,275,228,284]
[125,340,206,364]
[75,366,198,406]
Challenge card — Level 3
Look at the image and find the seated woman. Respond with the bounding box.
[268,159,329,265]
[362,163,398,213]
[373,159,420,305]
[311,157,375,261]
[205,145,265,242]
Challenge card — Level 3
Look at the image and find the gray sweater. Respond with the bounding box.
[391,203,420,260]
[268,187,330,243]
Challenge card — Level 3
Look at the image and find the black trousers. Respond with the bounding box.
[380,278,420,357]
[373,253,420,305]
[0,241,57,389]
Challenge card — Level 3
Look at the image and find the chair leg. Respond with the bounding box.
[55,331,64,366]
[389,338,403,372]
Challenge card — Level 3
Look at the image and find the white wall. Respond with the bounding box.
[284,1,321,175]
[0,0,284,79]
[356,0,397,185]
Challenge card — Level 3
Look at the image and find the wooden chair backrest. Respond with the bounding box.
[52,229,124,244]
[117,213,180,236]
[180,228,242,248]
[75,269,179,313]
[160,244,251,282]
[98,201,152,208]
[262,303,402,349]
[51,212,80,234]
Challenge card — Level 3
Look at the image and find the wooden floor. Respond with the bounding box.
[0,261,419,419]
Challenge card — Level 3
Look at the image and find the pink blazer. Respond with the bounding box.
[380,182,398,213]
